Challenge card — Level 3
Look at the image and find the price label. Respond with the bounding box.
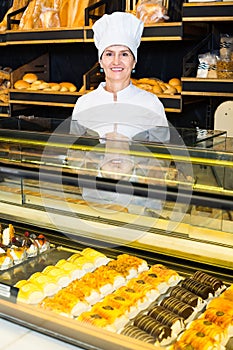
[0,283,18,303]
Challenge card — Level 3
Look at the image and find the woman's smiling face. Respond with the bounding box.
[100,45,136,83]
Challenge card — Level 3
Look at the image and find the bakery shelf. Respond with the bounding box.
[181,77,233,97]
[182,1,233,21]
[157,94,182,112]
[85,23,184,42]
[0,103,10,118]
[5,28,84,45]
[9,90,81,108]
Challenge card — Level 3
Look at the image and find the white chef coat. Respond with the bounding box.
[69,82,169,213]
[70,82,170,142]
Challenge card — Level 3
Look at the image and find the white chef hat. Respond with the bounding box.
[92,12,144,62]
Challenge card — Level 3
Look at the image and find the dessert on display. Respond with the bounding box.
[81,248,111,267]
[159,296,196,323]
[186,318,228,346]
[2,224,15,246]
[22,232,39,257]
[192,271,226,296]
[169,285,206,311]
[0,224,51,270]
[91,301,129,331]
[133,314,173,346]
[35,234,50,253]
[29,272,60,297]
[15,279,44,304]
[42,265,72,288]
[0,246,13,270]
[181,277,215,300]
[121,325,157,344]
[41,289,90,317]
[148,305,185,337]
[148,264,182,287]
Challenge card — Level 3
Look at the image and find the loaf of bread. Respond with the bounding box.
[131,77,182,95]
[0,0,29,31]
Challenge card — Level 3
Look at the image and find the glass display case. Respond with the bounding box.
[0,123,232,350]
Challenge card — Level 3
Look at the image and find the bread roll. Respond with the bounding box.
[169,78,181,86]
[60,82,77,92]
[36,82,50,90]
[163,86,177,95]
[137,83,153,91]
[152,84,163,94]
[48,82,60,91]
[175,85,182,93]
[23,73,38,83]
[14,80,30,89]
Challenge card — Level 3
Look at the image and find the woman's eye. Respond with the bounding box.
[105,52,113,57]
[122,52,129,57]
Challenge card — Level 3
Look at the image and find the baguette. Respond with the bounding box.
[0,0,29,31]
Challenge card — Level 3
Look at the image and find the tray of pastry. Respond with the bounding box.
[1,228,233,350]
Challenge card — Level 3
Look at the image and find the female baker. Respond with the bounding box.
[70,11,169,142]
[69,11,170,213]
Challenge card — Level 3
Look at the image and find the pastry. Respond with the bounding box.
[134,314,172,345]
[29,272,60,297]
[66,277,101,305]
[137,270,168,294]
[42,265,71,287]
[148,305,185,336]
[35,234,50,252]
[0,249,13,270]
[81,248,110,267]
[207,297,233,317]
[160,296,195,321]
[2,224,15,246]
[181,278,214,299]
[77,311,115,332]
[55,259,84,280]
[15,280,44,304]
[175,328,220,350]
[221,285,233,302]
[103,294,137,319]
[91,301,128,331]
[68,254,95,273]
[121,325,156,344]
[41,289,89,317]
[127,277,160,304]
[8,245,26,265]
[203,307,233,333]
[22,231,39,257]
[192,271,226,295]
[169,285,205,310]
[149,264,182,286]
[187,318,228,345]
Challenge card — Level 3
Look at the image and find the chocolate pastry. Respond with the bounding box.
[181,278,214,299]
[134,314,171,341]
[121,325,155,344]
[160,296,194,319]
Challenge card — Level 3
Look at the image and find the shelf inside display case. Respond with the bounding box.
[0,127,233,350]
